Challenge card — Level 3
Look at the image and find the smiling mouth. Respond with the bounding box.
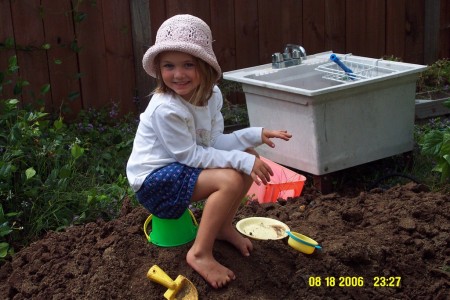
[173,81,190,86]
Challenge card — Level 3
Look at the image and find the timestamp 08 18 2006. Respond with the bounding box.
[307,276,402,287]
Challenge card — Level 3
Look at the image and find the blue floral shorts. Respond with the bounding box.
[136,162,202,219]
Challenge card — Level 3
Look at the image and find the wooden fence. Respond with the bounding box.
[0,0,449,119]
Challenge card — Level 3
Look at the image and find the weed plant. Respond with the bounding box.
[416,58,450,102]
[414,59,450,185]
[219,79,249,127]
[0,99,137,260]
[415,111,450,184]
[416,58,450,94]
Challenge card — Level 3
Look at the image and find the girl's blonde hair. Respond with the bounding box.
[153,54,218,106]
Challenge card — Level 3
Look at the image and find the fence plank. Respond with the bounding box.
[282,0,303,52]
[303,0,325,54]
[0,0,14,68]
[258,0,285,63]
[76,1,109,110]
[234,0,259,68]
[10,0,51,109]
[165,0,210,23]
[258,0,303,65]
[0,0,17,99]
[211,0,236,72]
[346,0,386,58]
[149,0,166,45]
[259,0,304,59]
[324,0,346,53]
[424,0,440,64]
[103,0,136,115]
[130,0,154,112]
[404,0,425,63]
[439,0,450,58]
[367,0,386,58]
[41,0,82,120]
[386,0,406,59]
[345,0,365,55]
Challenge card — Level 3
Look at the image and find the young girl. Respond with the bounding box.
[126,14,292,289]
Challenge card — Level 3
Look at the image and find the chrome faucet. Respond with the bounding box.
[272,44,307,69]
[285,44,307,59]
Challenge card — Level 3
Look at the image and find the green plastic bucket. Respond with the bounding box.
[143,209,198,247]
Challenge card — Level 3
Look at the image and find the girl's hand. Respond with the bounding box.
[251,157,274,185]
[262,129,292,148]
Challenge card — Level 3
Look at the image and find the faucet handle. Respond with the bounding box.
[292,49,301,59]
[285,44,307,59]
[299,46,307,59]
[272,52,283,63]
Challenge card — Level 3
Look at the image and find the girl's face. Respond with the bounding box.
[159,51,200,101]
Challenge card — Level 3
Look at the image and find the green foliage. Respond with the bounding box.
[73,102,136,181]
[442,263,450,274]
[0,49,138,260]
[218,79,249,127]
[0,99,137,258]
[221,100,249,127]
[241,193,257,206]
[417,58,450,93]
[418,101,450,183]
[0,204,20,260]
[0,55,29,96]
[382,55,402,62]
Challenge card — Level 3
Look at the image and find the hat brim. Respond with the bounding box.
[142,42,222,81]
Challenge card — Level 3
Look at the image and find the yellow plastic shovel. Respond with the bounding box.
[147,265,198,300]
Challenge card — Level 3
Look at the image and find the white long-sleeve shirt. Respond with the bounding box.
[126,86,263,192]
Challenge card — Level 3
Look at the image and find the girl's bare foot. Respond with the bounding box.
[217,225,253,256]
[186,249,235,288]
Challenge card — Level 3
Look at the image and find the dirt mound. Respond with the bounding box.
[1,183,449,299]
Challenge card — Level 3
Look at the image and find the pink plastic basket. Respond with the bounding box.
[247,157,306,203]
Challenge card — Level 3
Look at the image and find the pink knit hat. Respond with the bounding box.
[142,14,221,81]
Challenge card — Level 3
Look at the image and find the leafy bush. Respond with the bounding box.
[0,98,137,259]
[219,79,249,127]
[0,51,139,255]
[418,100,450,183]
[72,103,137,182]
[0,204,20,259]
[221,100,249,127]
[416,58,450,93]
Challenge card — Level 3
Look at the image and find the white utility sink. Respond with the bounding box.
[223,52,427,176]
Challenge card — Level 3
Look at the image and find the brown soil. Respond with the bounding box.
[1,182,449,300]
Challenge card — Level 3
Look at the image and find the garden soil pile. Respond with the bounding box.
[1,182,449,299]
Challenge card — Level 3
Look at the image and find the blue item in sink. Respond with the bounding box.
[330,54,355,80]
